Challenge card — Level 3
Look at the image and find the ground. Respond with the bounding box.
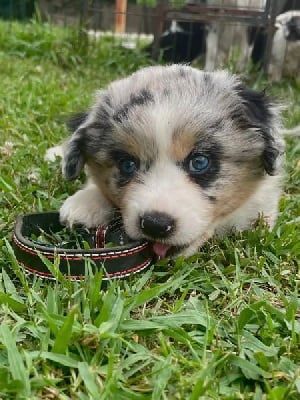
[0,19,299,399]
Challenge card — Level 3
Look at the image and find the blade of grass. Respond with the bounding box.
[0,323,30,396]
[78,361,100,400]
[52,305,78,354]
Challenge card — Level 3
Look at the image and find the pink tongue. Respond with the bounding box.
[152,242,171,258]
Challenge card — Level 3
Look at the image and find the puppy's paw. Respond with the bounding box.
[45,145,63,161]
[60,184,113,228]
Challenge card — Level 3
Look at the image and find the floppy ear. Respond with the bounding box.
[237,87,284,176]
[62,128,86,180]
[66,111,89,132]
[261,131,283,176]
[62,112,88,180]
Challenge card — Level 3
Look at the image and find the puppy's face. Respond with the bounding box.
[63,65,283,257]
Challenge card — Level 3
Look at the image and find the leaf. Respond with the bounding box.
[237,307,256,333]
[30,351,79,368]
[78,362,100,400]
[190,355,230,399]
[94,283,115,328]
[152,311,208,328]
[0,324,30,396]
[1,268,19,297]
[242,331,278,357]
[52,306,78,354]
[0,292,26,313]
[87,270,103,311]
[122,310,208,332]
[121,319,164,331]
[151,355,173,400]
[267,386,289,400]
[37,252,68,284]
[4,239,30,294]
[126,276,191,311]
[127,283,172,309]
[295,377,300,394]
[231,355,271,380]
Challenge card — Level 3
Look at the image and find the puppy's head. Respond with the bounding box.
[63,65,284,257]
[285,16,300,41]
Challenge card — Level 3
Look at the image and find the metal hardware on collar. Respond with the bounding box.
[12,212,154,280]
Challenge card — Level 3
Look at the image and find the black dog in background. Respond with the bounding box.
[146,0,300,65]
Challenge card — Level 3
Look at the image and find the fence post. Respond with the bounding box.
[115,0,127,33]
[77,0,89,53]
[263,0,278,75]
[152,0,168,60]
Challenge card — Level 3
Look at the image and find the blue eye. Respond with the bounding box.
[189,154,209,173]
[119,158,138,177]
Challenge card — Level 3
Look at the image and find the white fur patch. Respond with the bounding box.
[44,145,63,161]
[60,183,113,228]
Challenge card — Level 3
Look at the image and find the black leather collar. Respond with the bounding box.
[12,212,154,280]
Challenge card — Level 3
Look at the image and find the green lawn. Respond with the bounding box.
[0,20,299,399]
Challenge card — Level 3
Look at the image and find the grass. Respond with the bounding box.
[0,18,299,399]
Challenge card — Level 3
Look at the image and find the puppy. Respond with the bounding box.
[268,11,300,81]
[59,65,284,258]
[205,0,266,71]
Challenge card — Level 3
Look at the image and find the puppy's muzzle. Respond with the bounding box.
[140,212,175,239]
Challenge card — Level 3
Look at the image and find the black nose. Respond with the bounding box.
[140,212,175,239]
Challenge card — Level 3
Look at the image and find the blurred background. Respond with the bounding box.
[0,0,299,79]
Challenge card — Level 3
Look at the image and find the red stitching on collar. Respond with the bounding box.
[13,234,148,260]
[18,258,152,280]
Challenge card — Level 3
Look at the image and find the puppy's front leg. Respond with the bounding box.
[60,182,114,228]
